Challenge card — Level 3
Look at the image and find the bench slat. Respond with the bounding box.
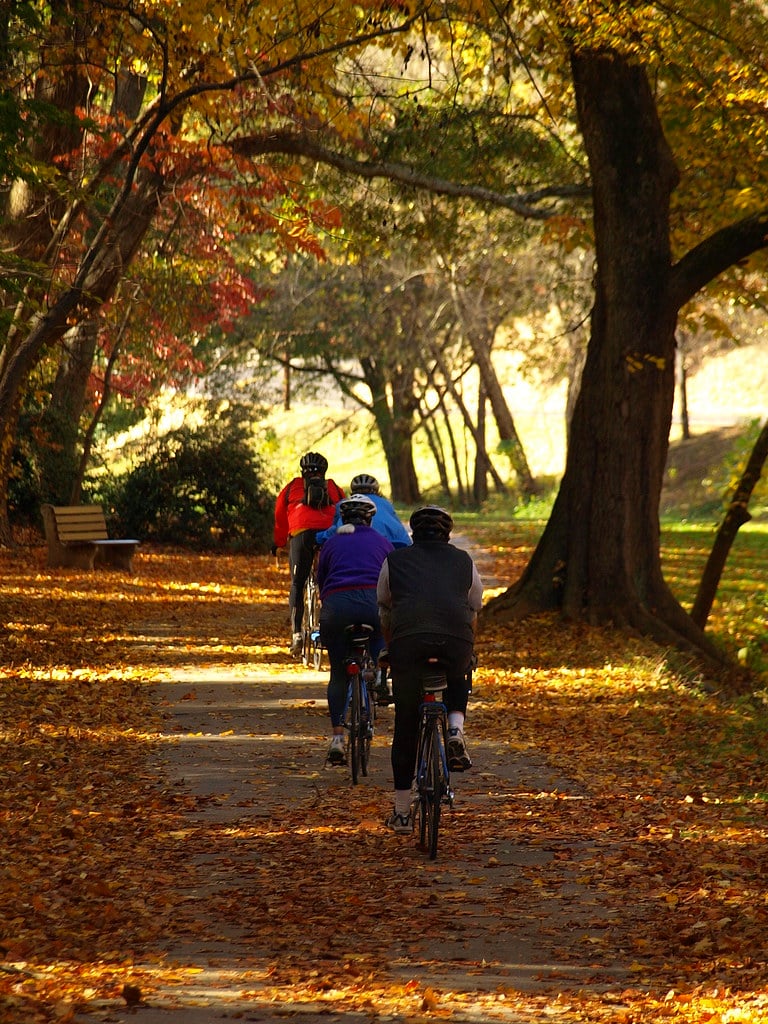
[53,504,108,541]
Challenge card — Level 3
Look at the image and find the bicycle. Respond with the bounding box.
[412,657,454,859]
[341,623,377,785]
[301,550,322,671]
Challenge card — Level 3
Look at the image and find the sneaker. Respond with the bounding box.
[290,632,303,657]
[374,681,392,705]
[385,810,413,834]
[327,736,346,765]
[447,727,472,771]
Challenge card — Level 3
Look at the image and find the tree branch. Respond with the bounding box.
[670,209,768,310]
[228,130,589,219]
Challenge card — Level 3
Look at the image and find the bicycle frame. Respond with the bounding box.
[301,550,322,670]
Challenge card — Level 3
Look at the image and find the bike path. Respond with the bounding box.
[76,661,628,1024]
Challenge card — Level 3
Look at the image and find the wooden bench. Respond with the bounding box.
[41,504,140,572]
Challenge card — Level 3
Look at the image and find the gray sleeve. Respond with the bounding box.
[377,561,392,632]
[468,563,484,612]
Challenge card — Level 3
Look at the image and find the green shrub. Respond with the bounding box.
[96,412,276,551]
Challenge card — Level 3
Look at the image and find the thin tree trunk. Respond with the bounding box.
[429,340,507,494]
[690,418,768,628]
[441,269,537,495]
[677,342,691,440]
[39,320,99,504]
[473,380,489,505]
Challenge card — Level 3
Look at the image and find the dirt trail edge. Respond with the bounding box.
[76,543,632,1024]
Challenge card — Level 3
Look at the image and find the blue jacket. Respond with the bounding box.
[317,525,394,599]
[316,493,411,548]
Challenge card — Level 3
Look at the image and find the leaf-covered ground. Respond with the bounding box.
[1,537,767,1023]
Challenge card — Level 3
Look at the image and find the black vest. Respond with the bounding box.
[385,541,475,642]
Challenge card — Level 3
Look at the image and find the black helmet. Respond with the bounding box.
[409,505,453,541]
[339,494,376,526]
[350,473,379,495]
[300,451,328,476]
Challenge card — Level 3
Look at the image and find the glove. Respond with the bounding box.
[270,543,278,556]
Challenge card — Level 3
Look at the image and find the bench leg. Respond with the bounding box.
[94,546,136,573]
[61,544,98,570]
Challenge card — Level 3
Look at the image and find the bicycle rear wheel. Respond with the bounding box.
[348,671,363,785]
[418,723,443,859]
[426,726,443,858]
[302,578,321,668]
[359,675,373,777]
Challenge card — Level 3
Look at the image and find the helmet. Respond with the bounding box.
[299,451,328,476]
[409,505,453,541]
[350,473,379,495]
[339,494,377,526]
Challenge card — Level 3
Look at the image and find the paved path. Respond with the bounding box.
[76,652,629,1023]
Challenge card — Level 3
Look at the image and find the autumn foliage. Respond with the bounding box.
[0,532,766,1023]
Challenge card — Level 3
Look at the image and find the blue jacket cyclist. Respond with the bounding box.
[316,473,411,549]
[317,494,394,766]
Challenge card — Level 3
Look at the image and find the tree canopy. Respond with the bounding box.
[2,0,768,681]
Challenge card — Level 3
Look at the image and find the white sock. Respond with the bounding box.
[448,712,465,731]
[394,789,412,815]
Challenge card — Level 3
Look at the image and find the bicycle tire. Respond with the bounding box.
[301,580,311,666]
[302,578,321,669]
[417,722,432,849]
[359,663,373,777]
[426,724,444,859]
[349,670,362,785]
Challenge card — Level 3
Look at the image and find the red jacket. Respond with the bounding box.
[273,477,345,548]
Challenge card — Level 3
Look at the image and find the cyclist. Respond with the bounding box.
[317,494,394,765]
[272,452,345,657]
[316,473,411,548]
[377,505,483,833]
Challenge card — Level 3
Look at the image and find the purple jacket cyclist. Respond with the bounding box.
[317,494,394,766]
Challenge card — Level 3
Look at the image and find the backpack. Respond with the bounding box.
[303,474,330,509]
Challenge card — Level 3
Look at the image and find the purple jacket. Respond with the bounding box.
[317,525,394,598]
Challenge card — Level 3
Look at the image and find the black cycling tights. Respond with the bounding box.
[388,633,473,791]
[288,530,318,635]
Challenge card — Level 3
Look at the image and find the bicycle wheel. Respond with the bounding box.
[348,670,362,785]
[359,667,373,777]
[416,720,431,848]
[418,720,444,859]
[301,581,312,666]
[302,578,320,668]
[429,724,447,858]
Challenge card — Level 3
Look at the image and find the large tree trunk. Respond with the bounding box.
[484,50,732,675]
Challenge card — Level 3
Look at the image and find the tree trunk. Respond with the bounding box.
[429,340,506,494]
[358,358,420,504]
[690,418,768,629]
[677,345,691,441]
[37,320,99,504]
[484,50,733,676]
[473,382,490,505]
[0,168,166,542]
[466,324,537,496]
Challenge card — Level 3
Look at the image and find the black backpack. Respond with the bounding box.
[303,474,330,509]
